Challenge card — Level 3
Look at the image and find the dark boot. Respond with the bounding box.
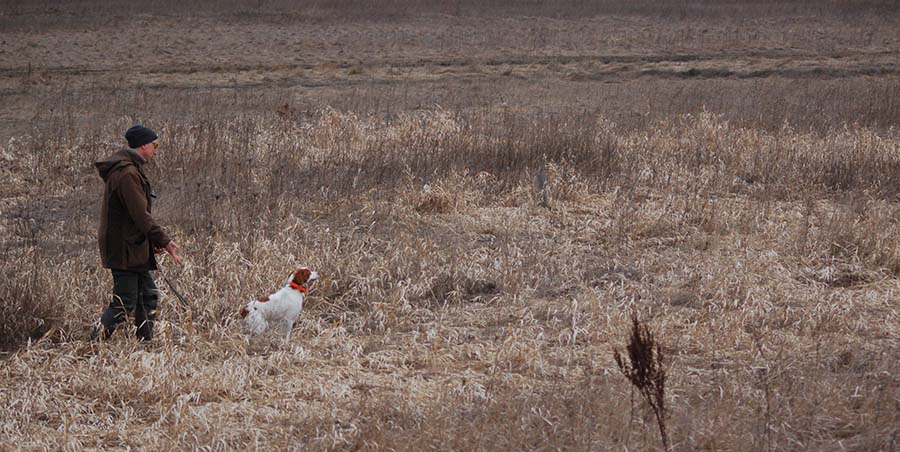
[95,295,130,340]
[134,304,154,341]
[94,270,141,341]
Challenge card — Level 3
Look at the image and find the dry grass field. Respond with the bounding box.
[1,1,899,450]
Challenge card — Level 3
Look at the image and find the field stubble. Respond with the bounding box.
[2,3,900,451]
[2,107,899,450]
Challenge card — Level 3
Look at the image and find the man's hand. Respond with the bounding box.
[164,241,183,265]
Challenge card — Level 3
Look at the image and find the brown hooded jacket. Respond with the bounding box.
[96,149,171,270]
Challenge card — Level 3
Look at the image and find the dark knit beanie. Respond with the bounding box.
[125,125,158,149]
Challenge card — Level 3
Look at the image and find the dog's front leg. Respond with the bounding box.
[277,320,293,343]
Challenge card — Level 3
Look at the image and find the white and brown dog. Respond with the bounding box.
[240,267,318,340]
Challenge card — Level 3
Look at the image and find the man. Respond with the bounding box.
[91,125,182,341]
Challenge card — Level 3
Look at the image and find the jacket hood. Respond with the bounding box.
[95,149,145,181]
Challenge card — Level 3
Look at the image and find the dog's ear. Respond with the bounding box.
[293,268,312,284]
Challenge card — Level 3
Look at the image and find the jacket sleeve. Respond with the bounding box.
[116,171,172,249]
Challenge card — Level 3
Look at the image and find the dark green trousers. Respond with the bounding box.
[99,269,159,341]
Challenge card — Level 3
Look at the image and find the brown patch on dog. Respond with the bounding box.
[239,306,249,318]
[257,295,270,302]
[292,268,312,285]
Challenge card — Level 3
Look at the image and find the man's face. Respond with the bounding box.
[138,140,160,161]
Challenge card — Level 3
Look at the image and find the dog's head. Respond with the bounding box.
[288,267,319,288]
